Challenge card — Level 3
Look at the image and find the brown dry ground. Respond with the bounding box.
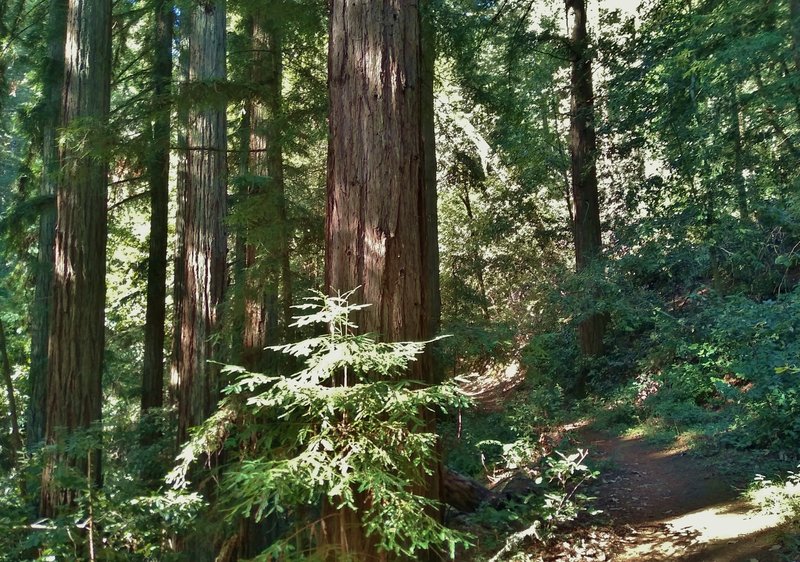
[457,366,799,561]
[552,423,793,562]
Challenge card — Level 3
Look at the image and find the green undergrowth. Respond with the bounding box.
[570,286,800,495]
[440,344,599,559]
[451,248,800,558]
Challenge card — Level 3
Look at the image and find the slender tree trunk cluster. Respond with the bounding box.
[239,8,288,372]
[22,0,441,556]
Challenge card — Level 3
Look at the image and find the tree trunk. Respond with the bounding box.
[176,0,227,446]
[224,12,287,559]
[729,90,748,220]
[169,34,190,407]
[40,0,111,518]
[28,0,66,452]
[325,0,439,558]
[421,8,440,361]
[141,0,173,422]
[0,318,22,465]
[568,0,606,376]
[442,468,493,513]
[790,0,800,78]
[240,8,286,372]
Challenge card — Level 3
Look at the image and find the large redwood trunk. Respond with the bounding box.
[176,1,228,445]
[324,0,439,558]
[40,0,111,517]
[568,0,606,378]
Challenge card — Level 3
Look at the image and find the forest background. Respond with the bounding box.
[2,0,800,560]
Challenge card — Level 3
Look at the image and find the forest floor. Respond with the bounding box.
[457,367,800,561]
[538,421,794,561]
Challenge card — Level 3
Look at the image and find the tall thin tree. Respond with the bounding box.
[28,0,66,451]
[568,0,605,383]
[175,0,227,445]
[170,28,190,407]
[40,0,112,517]
[0,317,22,464]
[141,0,173,425]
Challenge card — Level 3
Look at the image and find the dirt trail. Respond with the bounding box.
[454,368,794,560]
[572,425,789,562]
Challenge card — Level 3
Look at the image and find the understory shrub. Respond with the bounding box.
[1,432,204,562]
[628,289,800,450]
[170,291,472,560]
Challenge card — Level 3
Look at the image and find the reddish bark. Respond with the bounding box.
[324,1,440,558]
[568,0,606,369]
[28,0,66,451]
[141,0,173,417]
[40,0,112,517]
[176,1,228,445]
[240,8,287,372]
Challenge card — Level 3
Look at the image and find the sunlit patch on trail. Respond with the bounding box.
[614,500,787,561]
[665,500,784,543]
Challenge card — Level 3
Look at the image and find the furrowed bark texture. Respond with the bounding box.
[29,0,67,451]
[326,0,433,343]
[170,39,190,406]
[568,0,605,364]
[241,9,286,372]
[421,3,440,374]
[40,0,111,517]
[325,1,439,559]
[141,0,173,417]
[176,1,227,445]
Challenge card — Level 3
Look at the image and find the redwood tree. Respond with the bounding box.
[28,0,66,451]
[568,0,605,374]
[175,0,228,445]
[324,0,440,557]
[226,9,287,557]
[141,0,173,420]
[239,7,288,372]
[40,0,112,516]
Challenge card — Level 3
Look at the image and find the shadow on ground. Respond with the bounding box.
[553,420,797,562]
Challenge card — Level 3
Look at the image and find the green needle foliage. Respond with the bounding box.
[169,290,472,560]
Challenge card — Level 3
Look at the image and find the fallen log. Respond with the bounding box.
[442,467,495,512]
